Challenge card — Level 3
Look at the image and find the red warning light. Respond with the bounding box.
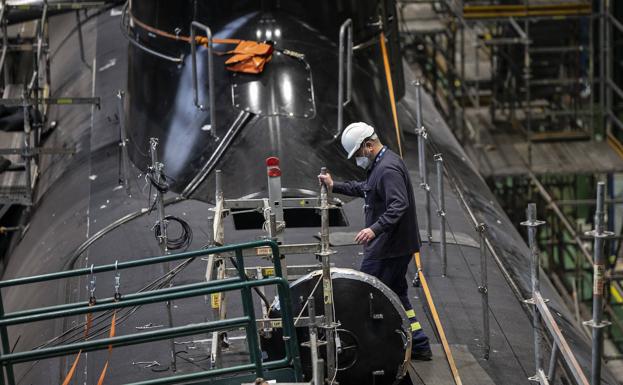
[267,168,282,177]
[266,157,280,167]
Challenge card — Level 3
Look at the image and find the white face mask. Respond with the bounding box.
[356,156,370,169]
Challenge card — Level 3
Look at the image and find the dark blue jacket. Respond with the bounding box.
[333,147,421,259]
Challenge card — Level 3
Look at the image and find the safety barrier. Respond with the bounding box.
[0,240,302,385]
[414,78,607,384]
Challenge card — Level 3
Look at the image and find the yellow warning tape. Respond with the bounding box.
[379,32,404,159]
[414,252,463,385]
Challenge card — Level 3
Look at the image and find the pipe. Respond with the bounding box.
[434,154,447,276]
[522,203,546,380]
[335,19,352,139]
[319,166,336,382]
[477,223,490,359]
[588,182,611,385]
[414,80,432,241]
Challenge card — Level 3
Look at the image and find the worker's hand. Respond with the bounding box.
[355,228,376,244]
[318,173,333,189]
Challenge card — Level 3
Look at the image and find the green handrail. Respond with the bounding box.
[0,240,302,385]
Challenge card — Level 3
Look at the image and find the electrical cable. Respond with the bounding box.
[154,215,193,251]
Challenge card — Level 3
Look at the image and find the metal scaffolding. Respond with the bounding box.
[0,1,101,210]
[399,0,623,374]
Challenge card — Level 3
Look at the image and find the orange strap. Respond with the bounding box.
[414,252,463,385]
[96,311,117,385]
[61,310,93,385]
[379,32,404,159]
[61,350,82,385]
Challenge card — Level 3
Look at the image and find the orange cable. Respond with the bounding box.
[379,32,404,158]
[414,252,463,385]
[61,309,93,385]
[96,310,117,385]
[129,10,241,46]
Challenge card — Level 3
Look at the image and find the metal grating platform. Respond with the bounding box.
[464,133,623,177]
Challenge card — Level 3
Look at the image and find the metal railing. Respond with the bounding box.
[413,77,608,383]
[0,240,302,385]
[120,2,183,63]
[335,18,353,138]
[190,22,215,118]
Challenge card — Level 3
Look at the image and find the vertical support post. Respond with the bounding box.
[605,0,612,137]
[414,80,432,242]
[335,19,353,138]
[149,138,168,254]
[21,98,32,203]
[148,137,177,372]
[0,0,8,88]
[319,167,330,254]
[547,344,559,382]
[460,23,466,141]
[588,9,595,139]
[521,203,546,382]
[434,154,447,277]
[307,296,323,385]
[116,91,130,196]
[475,42,480,110]
[235,249,264,378]
[0,294,15,385]
[584,182,613,385]
[266,157,286,280]
[523,19,532,168]
[600,0,607,134]
[490,41,496,124]
[209,170,226,369]
[75,10,90,69]
[477,223,490,359]
[318,166,337,382]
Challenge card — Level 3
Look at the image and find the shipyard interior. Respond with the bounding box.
[0,1,620,385]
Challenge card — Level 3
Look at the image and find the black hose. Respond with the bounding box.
[153,215,193,251]
[147,170,170,193]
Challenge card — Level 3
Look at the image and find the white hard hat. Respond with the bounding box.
[341,122,375,159]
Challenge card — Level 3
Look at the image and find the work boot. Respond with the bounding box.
[411,348,433,361]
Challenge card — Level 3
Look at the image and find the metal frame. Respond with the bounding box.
[0,1,104,206]
[405,0,595,146]
[0,241,302,385]
[206,160,340,385]
[119,1,183,63]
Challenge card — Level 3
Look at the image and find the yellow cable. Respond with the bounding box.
[380,32,403,158]
[414,252,463,385]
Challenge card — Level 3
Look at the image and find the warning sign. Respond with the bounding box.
[261,267,275,277]
[211,293,221,309]
[256,247,272,256]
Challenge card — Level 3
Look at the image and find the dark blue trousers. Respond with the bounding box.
[360,255,431,353]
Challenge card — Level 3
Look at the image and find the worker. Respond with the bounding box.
[318,122,432,361]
